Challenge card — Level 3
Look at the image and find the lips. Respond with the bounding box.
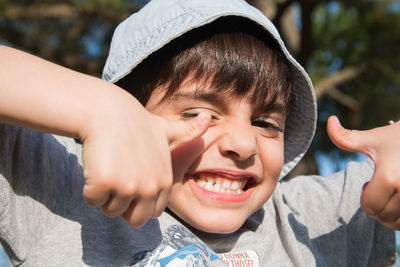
[187,170,257,202]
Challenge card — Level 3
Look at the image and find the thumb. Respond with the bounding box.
[327,115,376,159]
[166,111,212,150]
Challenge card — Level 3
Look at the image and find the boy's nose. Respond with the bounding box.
[218,123,258,162]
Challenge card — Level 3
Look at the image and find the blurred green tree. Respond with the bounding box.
[0,0,141,76]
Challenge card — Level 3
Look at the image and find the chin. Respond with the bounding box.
[171,207,249,234]
[194,222,244,234]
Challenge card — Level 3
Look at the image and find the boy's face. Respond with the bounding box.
[146,79,285,234]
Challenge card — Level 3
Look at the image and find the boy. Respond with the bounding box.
[0,0,399,266]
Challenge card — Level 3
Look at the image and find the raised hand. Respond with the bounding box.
[327,115,400,230]
[0,46,212,228]
[81,92,211,227]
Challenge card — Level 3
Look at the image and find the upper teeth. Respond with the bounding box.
[195,175,247,194]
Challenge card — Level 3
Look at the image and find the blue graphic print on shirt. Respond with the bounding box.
[131,224,223,266]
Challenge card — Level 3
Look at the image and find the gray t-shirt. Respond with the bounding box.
[0,124,396,266]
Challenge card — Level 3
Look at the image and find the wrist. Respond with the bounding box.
[79,83,145,143]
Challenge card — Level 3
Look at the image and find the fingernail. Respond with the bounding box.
[196,111,210,124]
[330,115,343,129]
[332,115,340,125]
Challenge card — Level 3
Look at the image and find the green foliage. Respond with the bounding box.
[307,0,400,163]
[0,0,141,76]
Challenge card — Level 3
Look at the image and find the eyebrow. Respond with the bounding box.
[260,100,287,115]
[169,92,229,111]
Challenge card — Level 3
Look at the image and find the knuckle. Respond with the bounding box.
[133,220,147,228]
[159,176,173,190]
[82,187,94,203]
[96,176,113,190]
[362,207,377,217]
[85,168,114,190]
[82,186,103,207]
[123,214,149,228]
[84,198,99,208]
[153,201,168,218]
[360,201,380,216]
[118,182,138,198]
[142,183,161,198]
[376,213,393,223]
[83,197,98,207]
[152,209,164,218]
[101,207,119,218]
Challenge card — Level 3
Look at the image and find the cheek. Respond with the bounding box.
[258,139,284,178]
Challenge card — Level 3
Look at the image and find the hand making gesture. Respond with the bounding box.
[328,116,400,230]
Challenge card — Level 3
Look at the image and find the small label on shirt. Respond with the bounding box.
[218,250,259,267]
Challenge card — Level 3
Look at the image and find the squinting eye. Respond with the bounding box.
[182,111,218,120]
[252,120,283,133]
[182,112,199,119]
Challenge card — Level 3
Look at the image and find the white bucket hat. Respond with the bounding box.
[102,0,317,178]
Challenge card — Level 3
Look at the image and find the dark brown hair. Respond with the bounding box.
[117,17,292,113]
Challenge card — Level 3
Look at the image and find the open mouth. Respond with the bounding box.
[191,173,256,194]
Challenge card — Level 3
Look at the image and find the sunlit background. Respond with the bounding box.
[0,0,399,265]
